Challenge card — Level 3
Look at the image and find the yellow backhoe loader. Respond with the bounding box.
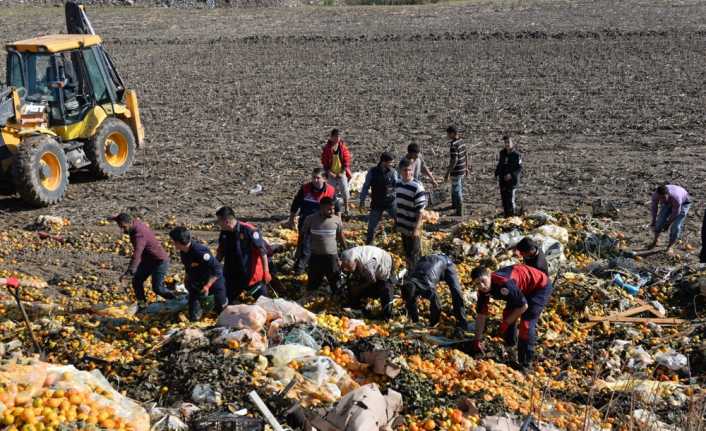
[0,2,143,206]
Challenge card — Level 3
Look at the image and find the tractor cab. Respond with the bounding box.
[6,34,123,128]
[0,1,144,207]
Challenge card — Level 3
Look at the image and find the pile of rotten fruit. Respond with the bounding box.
[1,210,705,431]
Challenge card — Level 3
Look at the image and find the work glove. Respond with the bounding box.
[5,277,20,289]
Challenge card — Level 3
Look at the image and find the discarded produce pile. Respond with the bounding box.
[1,211,705,430]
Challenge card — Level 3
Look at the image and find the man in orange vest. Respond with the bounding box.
[216,206,271,304]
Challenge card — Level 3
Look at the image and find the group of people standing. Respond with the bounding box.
[110,127,702,372]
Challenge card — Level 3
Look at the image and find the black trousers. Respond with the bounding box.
[224,272,269,304]
[308,254,340,292]
[348,279,394,318]
[401,233,421,269]
[403,262,468,329]
[500,186,517,217]
[187,280,228,322]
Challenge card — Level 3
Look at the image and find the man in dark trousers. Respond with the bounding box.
[340,245,395,319]
[113,213,174,309]
[401,254,470,331]
[299,197,347,292]
[215,206,271,304]
[515,237,549,275]
[169,227,228,321]
[495,134,522,217]
[359,151,398,245]
[444,126,469,216]
[321,128,353,216]
[289,167,337,273]
[470,264,552,371]
[395,158,427,269]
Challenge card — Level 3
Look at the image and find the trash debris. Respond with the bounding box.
[191,383,223,406]
[655,349,688,371]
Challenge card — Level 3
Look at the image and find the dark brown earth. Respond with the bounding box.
[1,0,706,276]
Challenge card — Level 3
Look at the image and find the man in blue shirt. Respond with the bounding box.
[169,227,228,321]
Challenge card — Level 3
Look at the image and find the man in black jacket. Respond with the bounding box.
[402,254,470,330]
[515,237,549,275]
[495,134,522,217]
[360,152,399,244]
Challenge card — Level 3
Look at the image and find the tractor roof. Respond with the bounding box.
[7,34,102,54]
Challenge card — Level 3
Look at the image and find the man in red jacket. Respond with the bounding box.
[321,128,352,216]
[112,213,175,309]
[215,206,271,303]
[469,264,553,371]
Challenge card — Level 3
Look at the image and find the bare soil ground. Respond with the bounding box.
[1,0,706,275]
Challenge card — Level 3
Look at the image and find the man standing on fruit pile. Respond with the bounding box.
[112,213,175,310]
[340,245,395,319]
[298,197,347,293]
[321,128,352,217]
[395,158,427,269]
[469,264,552,371]
[495,134,522,217]
[169,227,228,321]
[649,184,692,253]
[215,206,271,304]
[359,151,398,245]
[401,254,470,331]
[443,126,469,217]
[289,167,338,273]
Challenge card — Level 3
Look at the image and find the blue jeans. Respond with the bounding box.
[133,260,173,302]
[366,204,396,244]
[451,175,464,213]
[655,202,691,244]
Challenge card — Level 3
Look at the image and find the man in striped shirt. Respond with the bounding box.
[444,126,468,217]
[395,158,427,269]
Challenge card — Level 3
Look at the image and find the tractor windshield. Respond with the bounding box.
[22,53,59,103]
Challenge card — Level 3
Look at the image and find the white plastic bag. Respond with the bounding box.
[265,344,317,367]
[655,350,688,371]
[533,224,569,244]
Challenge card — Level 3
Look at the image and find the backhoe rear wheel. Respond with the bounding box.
[87,118,136,178]
[12,135,70,207]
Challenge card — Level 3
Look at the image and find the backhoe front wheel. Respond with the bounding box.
[87,118,136,178]
[13,135,70,207]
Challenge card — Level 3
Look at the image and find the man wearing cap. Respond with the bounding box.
[401,254,469,331]
[515,237,549,275]
[469,264,552,371]
[359,151,399,245]
[169,226,228,321]
[340,245,395,319]
[112,213,174,309]
[215,206,271,304]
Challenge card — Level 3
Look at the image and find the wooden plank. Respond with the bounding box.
[585,304,654,328]
[587,316,686,325]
